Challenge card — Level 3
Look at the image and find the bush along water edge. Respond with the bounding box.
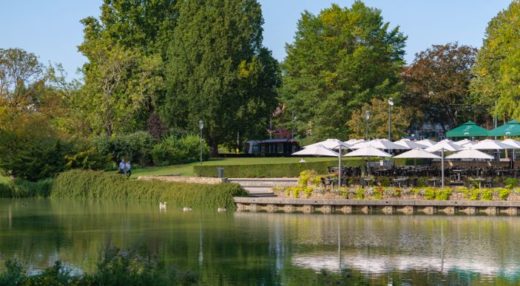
[50,170,247,210]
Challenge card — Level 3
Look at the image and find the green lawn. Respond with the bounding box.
[131,157,337,177]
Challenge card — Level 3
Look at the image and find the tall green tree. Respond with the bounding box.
[78,0,176,136]
[346,98,412,140]
[280,2,406,140]
[161,0,280,154]
[470,0,520,121]
[402,43,480,132]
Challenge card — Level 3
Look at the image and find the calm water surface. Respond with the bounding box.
[1,198,520,285]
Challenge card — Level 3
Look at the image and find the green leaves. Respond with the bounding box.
[161,0,280,154]
[471,1,520,121]
[281,2,406,140]
[402,43,479,131]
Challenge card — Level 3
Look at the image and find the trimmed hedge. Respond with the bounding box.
[51,170,247,209]
[193,159,365,178]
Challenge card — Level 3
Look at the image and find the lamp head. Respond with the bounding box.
[388,98,394,106]
[199,120,204,130]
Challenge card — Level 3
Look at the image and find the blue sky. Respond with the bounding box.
[0,0,512,80]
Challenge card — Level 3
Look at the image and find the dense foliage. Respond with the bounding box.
[160,0,280,154]
[151,135,209,166]
[280,2,406,140]
[0,178,53,198]
[346,98,412,140]
[51,170,246,209]
[402,43,480,131]
[471,0,520,121]
[77,0,175,136]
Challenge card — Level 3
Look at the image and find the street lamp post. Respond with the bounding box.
[199,120,204,165]
[388,98,394,140]
[364,110,370,140]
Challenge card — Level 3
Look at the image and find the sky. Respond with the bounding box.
[0,0,512,80]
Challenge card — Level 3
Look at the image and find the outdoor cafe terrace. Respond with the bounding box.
[293,120,520,189]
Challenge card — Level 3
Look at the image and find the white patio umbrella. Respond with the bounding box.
[351,139,409,150]
[393,148,440,167]
[416,139,437,148]
[425,140,462,188]
[344,147,392,176]
[394,139,425,149]
[502,139,520,162]
[344,147,392,157]
[471,139,511,150]
[455,139,475,147]
[345,138,365,145]
[393,148,441,159]
[305,139,350,186]
[445,149,494,160]
[502,139,520,149]
[292,144,339,156]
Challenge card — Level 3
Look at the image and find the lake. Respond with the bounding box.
[1,198,520,285]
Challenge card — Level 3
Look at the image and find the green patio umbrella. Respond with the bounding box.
[446,121,489,138]
[488,120,520,137]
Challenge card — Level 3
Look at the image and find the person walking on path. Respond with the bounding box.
[124,161,132,177]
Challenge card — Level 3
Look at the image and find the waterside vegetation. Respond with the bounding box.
[50,170,246,210]
[0,247,197,286]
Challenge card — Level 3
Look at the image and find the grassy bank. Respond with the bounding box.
[131,157,339,177]
[132,157,363,177]
[51,170,246,209]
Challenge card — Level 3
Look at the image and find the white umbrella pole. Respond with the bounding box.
[441,149,445,188]
[338,145,342,189]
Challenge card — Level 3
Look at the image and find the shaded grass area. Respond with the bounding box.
[132,157,344,177]
[52,170,246,209]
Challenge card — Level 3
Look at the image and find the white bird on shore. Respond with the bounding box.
[217,207,227,212]
[182,207,192,212]
[159,202,167,211]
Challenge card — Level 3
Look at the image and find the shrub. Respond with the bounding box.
[468,189,480,200]
[373,186,384,200]
[423,187,436,200]
[355,187,364,199]
[498,188,511,200]
[504,178,519,189]
[481,189,493,201]
[152,135,209,166]
[435,188,452,200]
[51,170,246,210]
[109,131,155,166]
[0,135,72,181]
[0,178,53,198]
[65,139,112,171]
